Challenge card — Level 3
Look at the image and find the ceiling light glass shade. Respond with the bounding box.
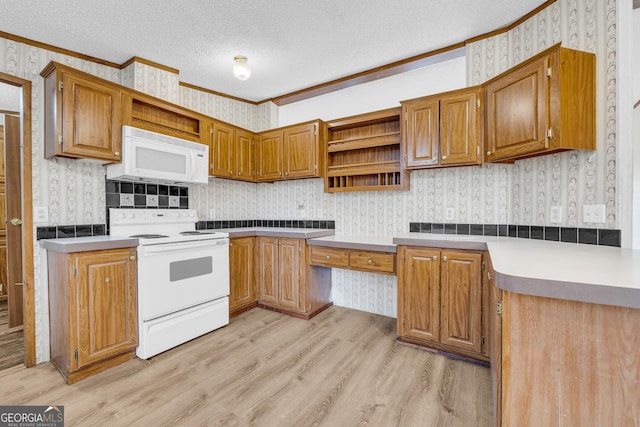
[233,55,251,81]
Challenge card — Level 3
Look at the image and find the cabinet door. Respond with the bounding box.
[398,247,441,343]
[283,123,317,178]
[211,122,235,178]
[236,129,255,181]
[257,237,279,303]
[404,98,439,168]
[485,55,549,161]
[278,238,302,310]
[440,88,481,165]
[61,71,122,161]
[257,130,283,181]
[440,250,483,353]
[229,237,255,311]
[72,248,137,370]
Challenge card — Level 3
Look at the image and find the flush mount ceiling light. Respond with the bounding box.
[233,55,251,81]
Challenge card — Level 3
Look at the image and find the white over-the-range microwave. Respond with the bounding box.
[106,125,209,186]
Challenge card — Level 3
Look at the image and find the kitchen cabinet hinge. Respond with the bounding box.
[314,164,317,173]
[547,128,553,139]
[405,112,408,121]
[547,67,552,77]
[74,349,78,360]
[402,254,405,263]
[58,135,63,145]
[481,261,485,273]
[59,80,63,91]
[497,301,503,316]
[476,146,480,156]
[71,266,77,277]
[476,98,480,109]
[481,335,485,347]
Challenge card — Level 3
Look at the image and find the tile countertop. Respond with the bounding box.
[394,233,640,310]
[39,236,139,253]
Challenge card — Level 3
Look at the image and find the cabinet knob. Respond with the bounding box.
[432,255,438,261]
[326,255,330,260]
[130,255,136,261]
[230,243,234,246]
[114,151,120,156]
[367,259,373,265]
[441,155,447,160]
[486,151,492,157]
[442,256,448,261]
[285,172,289,176]
[105,277,111,283]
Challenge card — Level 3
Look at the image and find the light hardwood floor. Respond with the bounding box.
[0,306,492,426]
[0,299,24,371]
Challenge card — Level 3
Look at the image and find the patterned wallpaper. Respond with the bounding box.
[0,0,619,363]
[466,0,618,230]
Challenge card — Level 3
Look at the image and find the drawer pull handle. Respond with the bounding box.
[367,259,373,265]
[326,255,330,260]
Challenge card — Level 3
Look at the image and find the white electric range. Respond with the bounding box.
[109,208,229,359]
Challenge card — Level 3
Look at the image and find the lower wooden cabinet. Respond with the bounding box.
[397,246,487,360]
[229,237,257,316]
[256,236,332,319]
[309,245,396,275]
[47,247,138,383]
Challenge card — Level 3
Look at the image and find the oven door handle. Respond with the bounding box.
[139,239,229,255]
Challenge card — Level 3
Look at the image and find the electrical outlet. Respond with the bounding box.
[120,194,134,206]
[445,207,455,221]
[583,204,605,224]
[550,206,562,223]
[33,206,49,223]
[209,209,216,219]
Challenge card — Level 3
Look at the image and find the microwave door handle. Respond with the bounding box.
[188,150,197,181]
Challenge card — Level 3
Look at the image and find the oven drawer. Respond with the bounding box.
[309,246,349,268]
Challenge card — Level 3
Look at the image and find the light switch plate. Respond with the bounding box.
[583,204,606,224]
[550,206,562,223]
[120,194,134,206]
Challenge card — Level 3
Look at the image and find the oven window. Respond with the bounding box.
[169,256,213,281]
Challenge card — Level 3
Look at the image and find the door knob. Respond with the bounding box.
[10,218,22,226]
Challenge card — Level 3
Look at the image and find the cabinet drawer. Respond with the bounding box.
[309,246,349,268]
[349,251,396,274]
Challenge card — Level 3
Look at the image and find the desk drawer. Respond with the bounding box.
[309,246,349,268]
[349,250,396,274]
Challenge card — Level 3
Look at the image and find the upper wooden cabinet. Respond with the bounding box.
[484,44,595,162]
[325,108,409,192]
[256,121,326,182]
[402,86,483,169]
[397,246,486,361]
[41,62,122,162]
[210,121,255,181]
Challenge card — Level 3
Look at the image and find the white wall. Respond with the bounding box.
[634,8,640,103]
[278,56,466,126]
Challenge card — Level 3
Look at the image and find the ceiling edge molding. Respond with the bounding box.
[0,0,559,107]
[178,81,261,105]
[121,56,179,74]
[0,31,121,69]
[270,44,466,106]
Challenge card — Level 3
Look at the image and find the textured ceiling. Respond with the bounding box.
[1,0,546,103]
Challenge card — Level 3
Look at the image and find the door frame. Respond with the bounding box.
[1,72,35,367]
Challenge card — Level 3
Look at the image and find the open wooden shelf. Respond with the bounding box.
[324,107,409,193]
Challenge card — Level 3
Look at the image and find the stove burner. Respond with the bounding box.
[129,234,169,239]
[179,231,203,235]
